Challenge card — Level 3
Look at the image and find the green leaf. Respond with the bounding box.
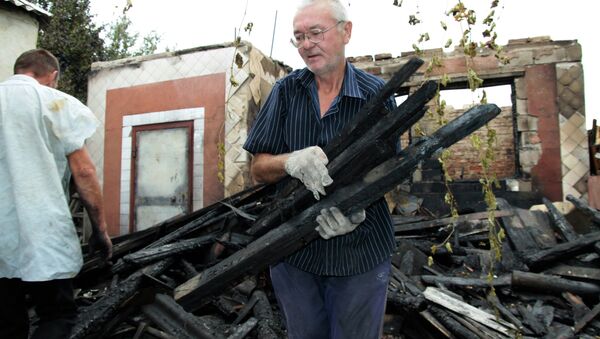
[445,242,453,253]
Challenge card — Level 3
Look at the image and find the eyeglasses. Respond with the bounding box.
[290,21,344,48]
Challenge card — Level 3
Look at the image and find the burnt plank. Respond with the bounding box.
[248,80,438,236]
[544,197,578,241]
[71,259,175,339]
[142,294,224,339]
[544,265,600,282]
[420,274,511,288]
[394,210,512,233]
[174,104,502,310]
[522,231,600,269]
[567,194,600,225]
[423,287,518,335]
[428,306,480,339]
[512,270,600,296]
[516,304,546,336]
[574,302,600,333]
[122,235,216,266]
[497,198,540,253]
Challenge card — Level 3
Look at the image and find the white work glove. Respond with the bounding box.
[284,146,333,200]
[315,207,366,239]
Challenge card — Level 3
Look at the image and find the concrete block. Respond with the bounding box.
[516,99,528,115]
[505,49,534,67]
[519,146,542,167]
[375,53,393,61]
[521,131,541,145]
[534,47,567,64]
[517,115,538,131]
[514,77,527,100]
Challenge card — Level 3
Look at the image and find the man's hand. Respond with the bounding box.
[88,229,113,263]
[315,207,366,239]
[284,146,333,200]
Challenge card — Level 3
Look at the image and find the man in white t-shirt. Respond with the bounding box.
[0,49,113,339]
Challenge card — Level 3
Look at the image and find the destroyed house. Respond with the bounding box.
[86,42,288,236]
[350,37,591,214]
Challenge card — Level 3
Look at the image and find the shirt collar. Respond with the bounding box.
[8,74,39,85]
[297,62,365,101]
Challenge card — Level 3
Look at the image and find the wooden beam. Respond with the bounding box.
[543,197,578,241]
[174,104,502,310]
[522,231,600,269]
[512,270,600,296]
[422,287,517,335]
[395,210,512,233]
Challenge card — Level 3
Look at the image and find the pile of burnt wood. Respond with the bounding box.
[66,58,598,338]
[389,193,600,339]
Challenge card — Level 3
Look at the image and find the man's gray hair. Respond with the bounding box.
[297,0,349,24]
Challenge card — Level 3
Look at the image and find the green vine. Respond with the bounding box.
[405,1,506,277]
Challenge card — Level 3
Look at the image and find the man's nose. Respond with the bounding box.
[300,38,315,49]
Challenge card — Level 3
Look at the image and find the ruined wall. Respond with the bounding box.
[223,44,288,196]
[350,37,588,201]
[87,43,287,235]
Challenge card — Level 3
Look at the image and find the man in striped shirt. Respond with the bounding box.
[243,1,396,338]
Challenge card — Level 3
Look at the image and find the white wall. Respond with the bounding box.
[0,7,39,80]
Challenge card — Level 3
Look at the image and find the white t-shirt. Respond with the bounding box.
[0,74,99,281]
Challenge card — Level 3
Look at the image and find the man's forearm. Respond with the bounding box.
[251,153,289,184]
[67,148,107,233]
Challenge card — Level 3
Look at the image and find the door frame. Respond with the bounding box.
[129,120,194,232]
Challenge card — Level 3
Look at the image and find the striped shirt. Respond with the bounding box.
[243,62,396,276]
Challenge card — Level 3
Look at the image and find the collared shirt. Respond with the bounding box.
[0,74,99,281]
[243,63,397,276]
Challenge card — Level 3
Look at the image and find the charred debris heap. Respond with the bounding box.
[70,58,600,339]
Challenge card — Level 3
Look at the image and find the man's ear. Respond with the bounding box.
[49,70,59,88]
[38,70,58,88]
[343,21,352,44]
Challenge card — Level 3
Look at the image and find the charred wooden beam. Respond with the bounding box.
[544,264,600,282]
[422,286,518,335]
[447,311,506,339]
[387,292,427,312]
[247,58,426,237]
[574,302,600,333]
[566,194,600,225]
[511,270,600,296]
[420,275,511,288]
[326,57,425,159]
[516,304,547,336]
[142,294,225,339]
[394,210,512,233]
[174,104,502,310]
[248,80,437,236]
[227,317,258,339]
[70,258,174,339]
[418,309,455,338]
[486,293,527,334]
[122,235,216,267]
[543,197,578,241]
[428,305,480,339]
[522,231,600,269]
[231,295,259,326]
[251,289,280,339]
[497,198,539,253]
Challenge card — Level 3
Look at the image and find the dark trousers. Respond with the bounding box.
[0,278,77,339]
[270,258,391,339]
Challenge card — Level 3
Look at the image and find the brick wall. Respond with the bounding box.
[350,37,588,201]
[417,106,515,180]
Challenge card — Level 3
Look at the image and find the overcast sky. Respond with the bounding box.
[90,0,598,129]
